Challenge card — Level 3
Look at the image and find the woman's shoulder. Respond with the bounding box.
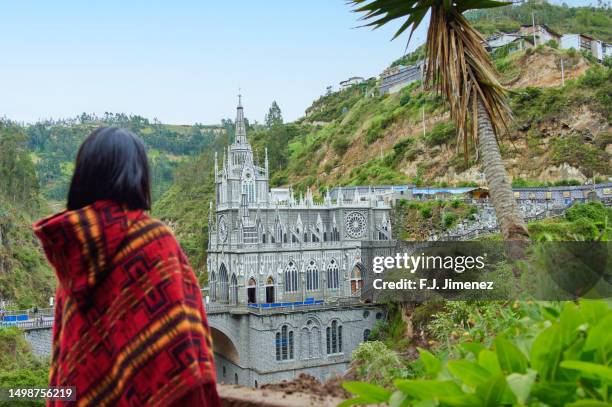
[127,213,182,252]
[134,212,173,233]
[135,214,192,267]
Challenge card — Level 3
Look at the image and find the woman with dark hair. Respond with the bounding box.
[33,127,220,407]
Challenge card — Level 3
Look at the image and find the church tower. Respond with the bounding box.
[215,95,270,210]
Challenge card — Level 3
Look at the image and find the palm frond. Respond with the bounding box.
[351,0,512,163]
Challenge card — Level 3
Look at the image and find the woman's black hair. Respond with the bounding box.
[67,126,151,211]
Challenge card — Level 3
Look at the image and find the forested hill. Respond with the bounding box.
[0,122,54,307]
[27,113,226,204]
[466,1,612,42]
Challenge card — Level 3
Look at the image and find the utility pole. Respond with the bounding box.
[421,63,426,137]
[560,58,565,86]
[532,12,537,46]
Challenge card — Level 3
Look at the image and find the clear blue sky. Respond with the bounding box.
[0,0,592,125]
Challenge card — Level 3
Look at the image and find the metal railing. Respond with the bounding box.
[205,296,364,315]
[1,318,54,330]
[0,307,54,318]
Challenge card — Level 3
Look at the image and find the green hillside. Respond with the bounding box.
[273,48,610,192]
[466,1,612,42]
[27,113,223,206]
[0,123,54,308]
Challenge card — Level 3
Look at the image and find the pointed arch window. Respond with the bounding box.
[306,261,319,291]
[301,321,321,360]
[276,324,294,361]
[275,222,283,243]
[326,320,343,355]
[210,271,217,301]
[230,274,238,305]
[219,265,229,303]
[326,260,339,290]
[284,261,298,293]
[242,175,255,203]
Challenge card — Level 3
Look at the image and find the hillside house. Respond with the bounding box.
[518,24,561,45]
[378,62,423,95]
[484,32,532,54]
[603,42,612,59]
[561,33,612,61]
[339,76,365,90]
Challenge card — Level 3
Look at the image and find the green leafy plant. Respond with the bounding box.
[342,300,612,406]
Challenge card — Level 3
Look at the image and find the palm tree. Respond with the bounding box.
[352,0,529,241]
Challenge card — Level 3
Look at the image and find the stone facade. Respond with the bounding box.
[209,305,385,387]
[23,326,52,357]
[205,97,395,386]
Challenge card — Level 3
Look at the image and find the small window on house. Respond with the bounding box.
[376,312,383,320]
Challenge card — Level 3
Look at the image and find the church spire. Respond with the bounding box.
[235,91,248,145]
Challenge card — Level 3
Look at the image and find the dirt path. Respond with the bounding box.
[217,383,345,407]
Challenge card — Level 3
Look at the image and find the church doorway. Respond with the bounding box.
[265,276,275,303]
[247,278,257,304]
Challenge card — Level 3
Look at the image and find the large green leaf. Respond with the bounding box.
[418,347,442,378]
[559,360,612,383]
[389,390,411,407]
[475,375,510,407]
[337,396,374,407]
[560,302,586,346]
[578,300,609,326]
[394,379,463,400]
[448,360,492,387]
[438,394,483,407]
[530,324,562,380]
[567,400,612,407]
[584,313,612,361]
[506,369,537,405]
[342,381,392,403]
[494,337,528,374]
[478,349,501,375]
[462,342,486,357]
[531,382,577,406]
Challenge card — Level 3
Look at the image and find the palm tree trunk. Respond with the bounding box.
[477,97,529,241]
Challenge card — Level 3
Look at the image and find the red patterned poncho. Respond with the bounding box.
[33,200,217,407]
